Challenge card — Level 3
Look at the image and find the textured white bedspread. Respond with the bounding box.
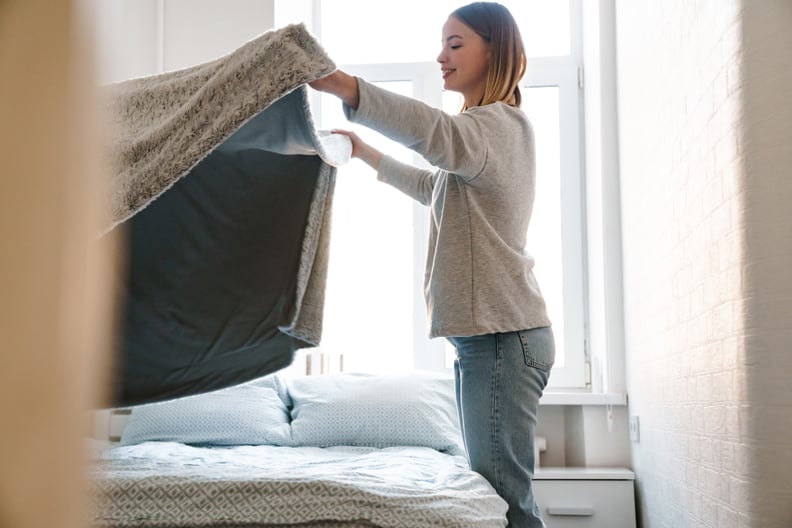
[91,441,508,528]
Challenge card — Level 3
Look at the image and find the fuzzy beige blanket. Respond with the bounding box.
[102,25,346,402]
[102,23,339,228]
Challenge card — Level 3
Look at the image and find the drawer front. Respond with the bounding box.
[533,480,636,528]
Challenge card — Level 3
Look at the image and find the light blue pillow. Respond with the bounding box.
[286,371,465,455]
[120,375,291,446]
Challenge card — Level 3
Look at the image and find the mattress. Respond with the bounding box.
[90,441,508,528]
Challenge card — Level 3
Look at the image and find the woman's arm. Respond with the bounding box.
[312,73,436,204]
[330,129,382,170]
[309,70,360,111]
[345,79,489,180]
[325,130,434,205]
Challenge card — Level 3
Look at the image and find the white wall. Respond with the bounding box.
[93,0,160,82]
[93,0,275,82]
[161,0,274,71]
[616,0,792,526]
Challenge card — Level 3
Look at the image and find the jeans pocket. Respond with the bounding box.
[517,326,555,371]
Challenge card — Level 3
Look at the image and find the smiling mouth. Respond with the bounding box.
[442,69,456,79]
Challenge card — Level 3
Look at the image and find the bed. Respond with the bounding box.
[90,371,509,527]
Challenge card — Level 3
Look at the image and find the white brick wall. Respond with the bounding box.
[616,0,792,526]
[737,2,792,525]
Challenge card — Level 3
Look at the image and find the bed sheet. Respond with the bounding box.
[91,441,508,528]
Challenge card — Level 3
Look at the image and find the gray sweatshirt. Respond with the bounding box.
[344,79,550,338]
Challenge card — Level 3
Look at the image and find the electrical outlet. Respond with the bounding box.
[629,415,640,443]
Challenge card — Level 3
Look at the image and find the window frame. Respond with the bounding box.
[517,0,588,389]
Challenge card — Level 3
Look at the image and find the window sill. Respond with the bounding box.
[539,391,627,406]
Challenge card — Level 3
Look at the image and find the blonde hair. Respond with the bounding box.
[451,2,527,111]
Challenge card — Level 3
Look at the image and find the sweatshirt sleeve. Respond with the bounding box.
[377,155,436,206]
[344,78,488,181]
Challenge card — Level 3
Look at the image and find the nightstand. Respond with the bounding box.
[532,467,636,528]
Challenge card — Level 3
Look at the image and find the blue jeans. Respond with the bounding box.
[448,327,554,528]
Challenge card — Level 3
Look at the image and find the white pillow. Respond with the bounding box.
[286,371,465,455]
[120,375,291,446]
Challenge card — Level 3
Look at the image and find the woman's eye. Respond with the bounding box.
[450,45,461,50]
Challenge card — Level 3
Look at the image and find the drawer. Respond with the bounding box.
[532,479,636,528]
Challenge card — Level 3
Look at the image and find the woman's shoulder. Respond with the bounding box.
[466,102,533,135]
[466,101,527,119]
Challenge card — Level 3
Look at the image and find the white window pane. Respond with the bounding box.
[320,0,570,64]
[508,0,570,57]
[523,86,566,367]
[316,81,416,374]
[320,1,456,64]
[445,343,456,370]
[442,91,463,114]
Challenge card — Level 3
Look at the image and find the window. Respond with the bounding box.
[277,0,588,389]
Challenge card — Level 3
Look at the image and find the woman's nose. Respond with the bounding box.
[437,50,446,63]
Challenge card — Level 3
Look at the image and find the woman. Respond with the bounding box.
[311,3,554,526]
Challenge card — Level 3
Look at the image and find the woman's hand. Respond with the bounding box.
[331,129,383,171]
[308,70,341,93]
[309,70,360,110]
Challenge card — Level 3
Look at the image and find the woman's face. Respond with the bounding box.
[437,15,490,106]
